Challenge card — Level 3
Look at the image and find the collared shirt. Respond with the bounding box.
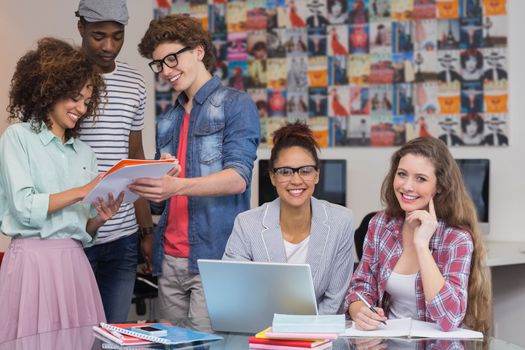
[346,211,473,331]
[0,123,98,245]
[151,76,260,274]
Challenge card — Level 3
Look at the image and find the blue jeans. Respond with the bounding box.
[84,232,138,323]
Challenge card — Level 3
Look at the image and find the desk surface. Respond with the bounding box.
[1,325,524,350]
[486,240,525,267]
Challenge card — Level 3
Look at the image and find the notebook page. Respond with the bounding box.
[409,320,483,339]
[342,318,412,337]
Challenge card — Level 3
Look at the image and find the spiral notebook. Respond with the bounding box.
[99,322,222,346]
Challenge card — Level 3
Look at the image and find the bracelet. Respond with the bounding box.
[140,227,154,239]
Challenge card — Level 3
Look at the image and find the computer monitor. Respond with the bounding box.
[258,159,347,207]
[455,159,490,234]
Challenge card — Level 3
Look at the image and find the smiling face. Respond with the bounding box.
[48,82,93,141]
[270,146,319,211]
[153,42,205,98]
[393,153,438,213]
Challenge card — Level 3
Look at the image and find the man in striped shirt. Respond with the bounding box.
[75,0,154,323]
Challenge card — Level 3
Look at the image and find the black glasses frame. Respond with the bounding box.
[272,165,318,177]
[148,47,191,73]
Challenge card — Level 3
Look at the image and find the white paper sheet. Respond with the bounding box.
[83,162,177,204]
[342,318,483,339]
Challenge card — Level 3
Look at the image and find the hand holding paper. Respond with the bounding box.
[83,159,179,204]
[92,191,125,221]
[128,154,182,203]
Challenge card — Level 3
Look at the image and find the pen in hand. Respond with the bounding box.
[355,291,387,326]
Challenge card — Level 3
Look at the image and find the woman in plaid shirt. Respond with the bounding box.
[346,137,491,333]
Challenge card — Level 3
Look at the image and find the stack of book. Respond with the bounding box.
[249,314,345,350]
[92,322,222,348]
[249,327,336,350]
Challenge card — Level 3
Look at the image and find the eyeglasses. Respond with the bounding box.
[148,47,191,73]
[272,165,318,182]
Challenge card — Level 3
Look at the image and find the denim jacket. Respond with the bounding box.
[151,76,260,275]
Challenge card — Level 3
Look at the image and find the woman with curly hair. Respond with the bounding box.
[346,137,491,333]
[223,121,355,314]
[0,37,124,342]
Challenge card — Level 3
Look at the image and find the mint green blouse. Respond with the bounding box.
[0,123,98,245]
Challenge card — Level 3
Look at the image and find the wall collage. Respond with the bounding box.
[153,0,508,147]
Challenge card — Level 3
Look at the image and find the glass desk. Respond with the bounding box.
[1,322,523,350]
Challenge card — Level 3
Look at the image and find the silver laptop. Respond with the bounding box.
[198,259,318,334]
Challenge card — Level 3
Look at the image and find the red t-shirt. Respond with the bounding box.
[164,112,190,257]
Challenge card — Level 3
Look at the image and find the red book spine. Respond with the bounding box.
[248,336,327,348]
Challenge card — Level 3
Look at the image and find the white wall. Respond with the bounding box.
[0,0,156,156]
[1,0,524,345]
[0,0,156,251]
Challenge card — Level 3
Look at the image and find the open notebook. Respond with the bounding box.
[343,318,483,339]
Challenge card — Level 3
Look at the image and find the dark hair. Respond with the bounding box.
[381,136,491,332]
[328,0,348,13]
[138,14,215,72]
[460,49,483,70]
[461,113,484,134]
[251,41,267,53]
[256,100,268,111]
[269,121,320,172]
[7,37,104,139]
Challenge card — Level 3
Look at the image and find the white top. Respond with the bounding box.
[385,271,418,319]
[283,236,310,264]
[78,61,146,244]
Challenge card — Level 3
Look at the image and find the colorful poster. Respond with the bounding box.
[153,0,509,147]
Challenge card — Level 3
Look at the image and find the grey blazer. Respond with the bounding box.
[223,197,355,314]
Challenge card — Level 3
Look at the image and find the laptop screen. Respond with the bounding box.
[198,259,318,334]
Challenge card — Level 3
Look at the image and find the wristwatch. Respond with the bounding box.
[139,227,154,240]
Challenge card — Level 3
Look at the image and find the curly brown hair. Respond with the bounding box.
[381,136,492,332]
[7,37,105,139]
[269,121,320,172]
[138,14,214,72]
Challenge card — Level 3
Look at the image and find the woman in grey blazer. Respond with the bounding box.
[223,122,355,314]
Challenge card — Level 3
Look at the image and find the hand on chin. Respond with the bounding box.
[405,211,421,229]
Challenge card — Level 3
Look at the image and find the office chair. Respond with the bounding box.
[131,272,158,321]
[131,231,159,321]
[354,211,377,262]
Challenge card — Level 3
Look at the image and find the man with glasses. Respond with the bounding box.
[75,0,153,323]
[131,14,260,329]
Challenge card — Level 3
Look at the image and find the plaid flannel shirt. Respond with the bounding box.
[346,211,473,331]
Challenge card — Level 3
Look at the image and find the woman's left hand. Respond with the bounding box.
[406,197,438,248]
[92,191,124,222]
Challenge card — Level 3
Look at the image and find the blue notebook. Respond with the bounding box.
[99,322,223,346]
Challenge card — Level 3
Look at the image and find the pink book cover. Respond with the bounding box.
[261,327,338,340]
